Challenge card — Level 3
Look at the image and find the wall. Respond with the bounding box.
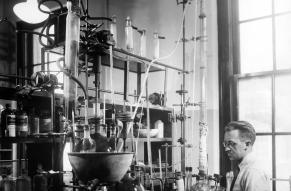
[102,0,219,175]
[0,0,19,87]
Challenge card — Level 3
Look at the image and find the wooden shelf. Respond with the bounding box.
[0,135,65,144]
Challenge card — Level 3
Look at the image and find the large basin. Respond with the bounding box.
[68,152,133,183]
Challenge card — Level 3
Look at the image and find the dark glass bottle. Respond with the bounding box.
[1,104,12,137]
[6,108,16,137]
[39,110,52,133]
[33,165,48,191]
[28,107,39,135]
[2,175,16,191]
[16,169,31,191]
[15,104,28,137]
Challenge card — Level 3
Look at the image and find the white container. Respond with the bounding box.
[155,120,164,138]
[8,123,16,137]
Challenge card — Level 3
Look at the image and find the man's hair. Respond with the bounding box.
[225,121,256,145]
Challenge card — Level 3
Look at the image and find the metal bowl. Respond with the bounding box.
[68,152,133,183]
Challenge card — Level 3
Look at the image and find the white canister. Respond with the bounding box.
[155,120,164,138]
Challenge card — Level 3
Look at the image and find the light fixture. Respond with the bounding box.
[13,0,50,24]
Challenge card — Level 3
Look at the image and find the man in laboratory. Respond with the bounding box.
[224,121,270,191]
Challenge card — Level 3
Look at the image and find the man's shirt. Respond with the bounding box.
[232,152,270,191]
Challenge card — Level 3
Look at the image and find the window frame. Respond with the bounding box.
[218,0,291,190]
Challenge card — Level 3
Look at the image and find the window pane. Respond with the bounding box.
[275,14,291,70]
[275,75,291,132]
[238,77,272,132]
[253,136,273,177]
[275,0,291,13]
[239,0,272,21]
[240,19,273,73]
[276,135,291,190]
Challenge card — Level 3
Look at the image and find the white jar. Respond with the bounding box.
[155,120,164,138]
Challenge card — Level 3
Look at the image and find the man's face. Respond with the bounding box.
[224,129,248,161]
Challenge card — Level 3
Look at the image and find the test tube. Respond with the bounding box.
[125,16,133,52]
[110,15,117,47]
[153,32,159,59]
[140,30,146,57]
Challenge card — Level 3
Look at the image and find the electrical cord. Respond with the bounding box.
[37,0,65,48]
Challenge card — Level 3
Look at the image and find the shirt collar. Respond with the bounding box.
[238,151,256,170]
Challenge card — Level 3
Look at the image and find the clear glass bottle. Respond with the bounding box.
[153,32,160,59]
[176,172,185,191]
[185,167,189,191]
[110,15,117,47]
[140,30,146,57]
[125,16,133,52]
[81,125,96,152]
[191,176,211,191]
[187,167,193,191]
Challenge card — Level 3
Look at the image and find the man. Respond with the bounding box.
[224,121,270,191]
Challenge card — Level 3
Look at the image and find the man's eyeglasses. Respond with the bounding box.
[222,140,237,148]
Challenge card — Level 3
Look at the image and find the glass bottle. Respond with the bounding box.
[140,30,146,57]
[81,125,96,152]
[16,169,31,191]
[15,103,28,137]
[2,175,16,191]
[187,167,193,191]
[191,176,211,191]
[29,107,39,135]
[125,16,133,52]
[176,172,185,191]
[185,167,189,191]
[6,108,16,137]
[153,32,159,59]
[110,15,117,47]
[39,110,52,133]
[1,104,12,137]
[33,164,48,191]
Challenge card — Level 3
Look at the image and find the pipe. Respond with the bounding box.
[198,0,208,177]
[64,0,81,122]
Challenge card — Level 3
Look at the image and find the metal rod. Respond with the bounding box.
[86,87,146,98]
[181,0,186,173]
[145,64,153,181]
[51,90,55,133]
[165,144,168,179]
[163,68,168,106]
[124,61,129,102]
[112,47,188,73]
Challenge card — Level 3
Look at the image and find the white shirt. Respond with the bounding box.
[232,152,270,191]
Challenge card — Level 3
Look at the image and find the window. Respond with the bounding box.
[231,0,291,190]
